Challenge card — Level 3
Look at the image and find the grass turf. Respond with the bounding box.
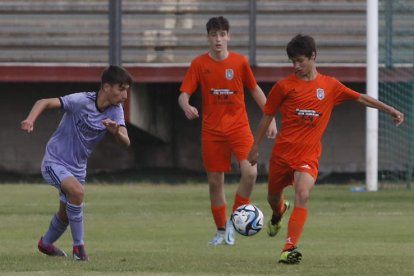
[0,182,413,275]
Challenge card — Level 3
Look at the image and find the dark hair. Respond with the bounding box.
[101,65,133,86]
[206,16,230,34]
[286,34,317,59]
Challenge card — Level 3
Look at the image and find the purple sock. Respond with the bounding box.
[42,213,68,245]
[66,202,84,246]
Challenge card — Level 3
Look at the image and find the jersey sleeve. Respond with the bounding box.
[263,82,284,115]
[60,92,85,113]
[333,78,360,105]
[179,60,199,95]
[242,56,257,91]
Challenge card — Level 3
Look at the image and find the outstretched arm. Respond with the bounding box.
[248,114,275,166]
[21,98,61,133]
[250,85,277,138]
[178,92,199,120]
[357,94,404,126]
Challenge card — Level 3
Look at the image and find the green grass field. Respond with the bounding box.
[0,182,413,275]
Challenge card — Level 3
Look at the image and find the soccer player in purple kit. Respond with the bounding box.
[20,65,133,261]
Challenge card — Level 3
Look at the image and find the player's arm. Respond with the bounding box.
[248,114,274,166]
[178,91,199,120]
[102,119,130,147]
[357,94,404,126]
[21,98,61,133]
[250,85,277,138]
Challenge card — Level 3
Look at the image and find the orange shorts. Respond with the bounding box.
[202,128,253,172]
[268,156,318,195]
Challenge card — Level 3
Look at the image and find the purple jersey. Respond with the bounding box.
[42,92,125,181]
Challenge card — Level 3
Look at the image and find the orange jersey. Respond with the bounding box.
[264,73,360,163]
[180,52,257,139]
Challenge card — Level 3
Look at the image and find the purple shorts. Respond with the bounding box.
[41,162,85,203]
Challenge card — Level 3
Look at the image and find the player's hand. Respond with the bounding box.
[266,118,277,139]
[102,118,119,134]
[183,105,199,120]
[21,119,34,133]
[248,145,259,166]
[391,109,404,126]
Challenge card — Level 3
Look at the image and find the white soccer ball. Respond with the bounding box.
[231,204,264,236]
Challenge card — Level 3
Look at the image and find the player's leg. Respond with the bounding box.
[228,131,256,245]
[43,201,69,243]
[207,171,226,207]
[267,193,291,237]
[279,168,315,264]
[38,165,70,257]
[266,159,292,238]
[230,128,256,212]
[284,170,314,250]
[207,171,227,245]
[38,201,69,256]
[235,160,256,209]
[37,203,69,257]
[60,176,89,261]
[203,139,231,245]
[217,160,258,245]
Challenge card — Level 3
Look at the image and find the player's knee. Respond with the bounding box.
[68,185,85,204]
[241,168,257,184]
[208,172,224,188]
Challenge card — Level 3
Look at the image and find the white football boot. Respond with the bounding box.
[224,219,235,245]
[208,230,225,245]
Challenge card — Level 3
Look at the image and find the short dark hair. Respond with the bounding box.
[101,65,133,86]
[206,16,230,34]
[286,34,317,59]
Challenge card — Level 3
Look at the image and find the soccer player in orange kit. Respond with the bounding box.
[248,34,404,264]
[178,16,277,245]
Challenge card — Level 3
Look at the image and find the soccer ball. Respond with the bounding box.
[231,204,264,236]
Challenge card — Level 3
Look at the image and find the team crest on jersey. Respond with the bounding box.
[225,69,234,80]
[316,88,325,100]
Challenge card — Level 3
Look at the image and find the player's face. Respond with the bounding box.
[207,29,229,53]
[291,53,316,79]
[105,83,129,105]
